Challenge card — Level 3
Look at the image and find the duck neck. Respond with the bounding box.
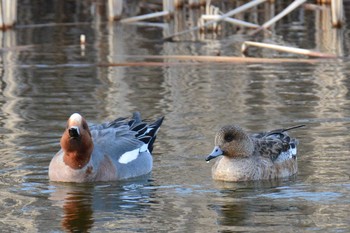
[62,143,94,169]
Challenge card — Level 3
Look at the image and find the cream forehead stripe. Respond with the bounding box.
[69,113,83,125]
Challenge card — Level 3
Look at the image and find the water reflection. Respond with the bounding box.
[50,184,95,232]
[207,180,291,229]
[59,189,94,232]
[209,179,349,231]
[49,177,152,232]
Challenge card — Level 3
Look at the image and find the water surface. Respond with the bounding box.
[1,1,350,232]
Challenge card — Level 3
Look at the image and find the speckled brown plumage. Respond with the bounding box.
[206,124,304,182]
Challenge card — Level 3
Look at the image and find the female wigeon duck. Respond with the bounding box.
[49,112,164,183]
[206,124,305,182]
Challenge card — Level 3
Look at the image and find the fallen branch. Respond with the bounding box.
[98,61,176,67]
[118,54,334,64]
[241,41,337,58]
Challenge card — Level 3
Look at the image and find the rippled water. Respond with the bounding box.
[1,1,350,232]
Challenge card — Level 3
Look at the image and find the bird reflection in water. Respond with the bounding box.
[49,184,95,232]
[49,177,152,232]
[61,191,94,232]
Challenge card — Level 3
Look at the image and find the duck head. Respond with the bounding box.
[206,125,254,161]
[60,113,94,169]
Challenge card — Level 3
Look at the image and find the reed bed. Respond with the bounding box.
[115,0,341,59]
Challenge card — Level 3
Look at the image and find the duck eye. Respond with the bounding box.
[224,133,234,142]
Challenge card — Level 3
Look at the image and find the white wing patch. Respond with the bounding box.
[118,142,150,164]
[118,148,140,164]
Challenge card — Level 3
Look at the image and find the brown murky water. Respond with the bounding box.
[1,1,350,232]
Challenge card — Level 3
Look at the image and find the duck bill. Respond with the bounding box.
[68,126,80,138]
[206,146,224,161]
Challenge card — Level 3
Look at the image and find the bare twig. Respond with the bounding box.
[163,0,267,40]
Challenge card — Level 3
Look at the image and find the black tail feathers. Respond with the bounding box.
[130,113,164,153]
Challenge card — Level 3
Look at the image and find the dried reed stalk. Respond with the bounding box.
[252,0,306,34]
[121,11,170,23]
[201,15,260,28]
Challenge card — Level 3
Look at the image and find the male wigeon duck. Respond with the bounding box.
[206,124,305,182]
[49,112,164,182]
